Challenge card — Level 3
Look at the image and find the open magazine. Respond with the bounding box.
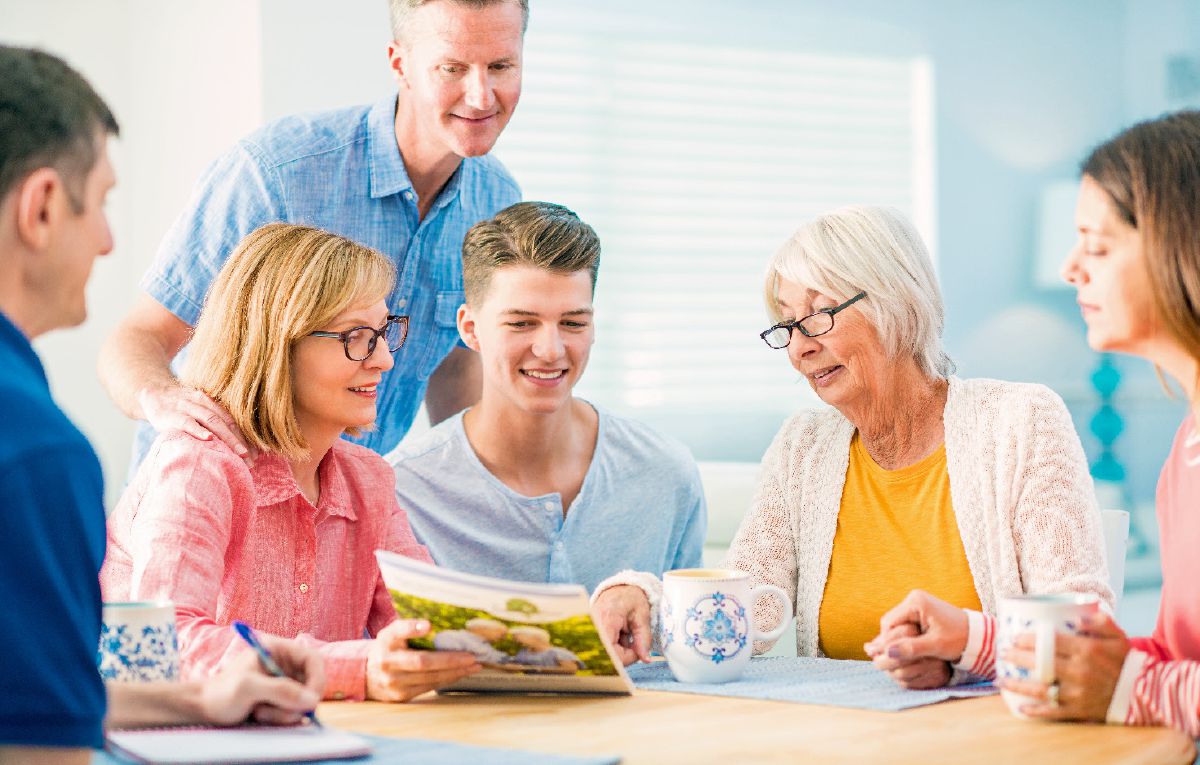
[375,551,633,695]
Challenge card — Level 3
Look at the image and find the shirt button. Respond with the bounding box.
[555,542,564,550]
[298,583,309,593]
[543,501,555,511]
[403,190,414,200]
[396,297,407,309]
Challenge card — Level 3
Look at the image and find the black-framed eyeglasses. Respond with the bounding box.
[759,292,867,349]
[309,314,409,361]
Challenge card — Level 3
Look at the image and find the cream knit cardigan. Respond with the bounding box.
[602,376,1114,657]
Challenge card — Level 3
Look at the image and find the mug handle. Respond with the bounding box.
[750,584,793,642]
[1034,620,1056,684]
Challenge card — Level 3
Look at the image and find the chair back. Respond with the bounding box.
[696,461,761,551]
[1100,508,1130,610]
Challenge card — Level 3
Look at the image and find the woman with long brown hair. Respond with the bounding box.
[869,110,1200,737]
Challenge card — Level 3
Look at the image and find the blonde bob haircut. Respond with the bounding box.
[182,223,397,461]
[764,205,955,379]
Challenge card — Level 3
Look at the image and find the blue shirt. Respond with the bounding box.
[388,407,706,593]
[133,95,521,469]
[0,311,106,748]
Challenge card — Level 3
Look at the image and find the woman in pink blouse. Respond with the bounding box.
[101,223,480,702]
[867,111,1200,737]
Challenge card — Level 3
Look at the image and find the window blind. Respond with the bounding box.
[493,34,934,460]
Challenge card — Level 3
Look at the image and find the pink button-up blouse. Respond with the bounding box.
[100,431,432,700]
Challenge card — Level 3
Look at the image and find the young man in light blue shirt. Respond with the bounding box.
[98,0,528,471]
[388,201,706,593]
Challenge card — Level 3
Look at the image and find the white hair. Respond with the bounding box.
[764,205,955,379]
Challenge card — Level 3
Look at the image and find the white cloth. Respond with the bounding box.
[596,377,1114,658]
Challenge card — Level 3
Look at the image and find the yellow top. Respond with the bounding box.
[818,433,982,660]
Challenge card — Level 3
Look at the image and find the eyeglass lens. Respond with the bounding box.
[765,311,835,348]
[344,320,404,360]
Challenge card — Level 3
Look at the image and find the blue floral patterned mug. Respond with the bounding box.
[97,601,180,682]
[996,593,1100,718]
[660,568,792,684]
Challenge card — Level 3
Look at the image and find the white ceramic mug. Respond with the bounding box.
[996,593,1101,717]
[97,601,180,682]
[660,568,792,684]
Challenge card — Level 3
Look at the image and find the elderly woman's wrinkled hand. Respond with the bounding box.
[998,611,1130,722]
[366,619,481,702]
[865,621,952,689]
[865,589,969,689]
[591,585,653,666]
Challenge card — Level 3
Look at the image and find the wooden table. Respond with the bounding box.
[320,689,1196,764]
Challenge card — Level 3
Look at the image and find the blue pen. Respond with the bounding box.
[232,620,322,728]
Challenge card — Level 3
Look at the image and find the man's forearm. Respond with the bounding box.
[0,746,93,765]
[105,681,207,730]
[424,346,482,425]
[97,323,181,420]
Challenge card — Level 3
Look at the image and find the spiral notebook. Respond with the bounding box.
[105,724,371,764]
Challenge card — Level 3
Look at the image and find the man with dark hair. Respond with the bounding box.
[0,45,323,764]
[388,201,706,593]
[98,0,527,471]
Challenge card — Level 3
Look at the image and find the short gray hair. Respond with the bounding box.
[764,205,955,379]
[389,0,529,42]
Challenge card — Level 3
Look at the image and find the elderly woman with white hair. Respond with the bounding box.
[592,205,1112,687]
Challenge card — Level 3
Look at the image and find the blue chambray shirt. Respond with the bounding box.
[387,407,707,594]
[132,96,521,471]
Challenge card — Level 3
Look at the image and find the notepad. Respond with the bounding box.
[106,725,371,764]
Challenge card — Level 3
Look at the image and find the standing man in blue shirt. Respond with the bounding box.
[98,0,527,470]
[0,46,324,764]
[387,202,707,593]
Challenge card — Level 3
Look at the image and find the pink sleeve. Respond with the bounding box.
[1129,609,1175,662]
[952,610,998,681]
[122,438,378,701]
[365,494,434,638]
[295,635,373,701]
[1124,652,1200,736]
[121,437,252,679]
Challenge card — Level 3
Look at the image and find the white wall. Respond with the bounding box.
[1,0,262,505]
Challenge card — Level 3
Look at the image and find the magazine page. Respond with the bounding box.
[375,551,632,695]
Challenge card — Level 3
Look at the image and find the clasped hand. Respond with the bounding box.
[864,589,969,689]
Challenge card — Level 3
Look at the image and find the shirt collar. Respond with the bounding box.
[250,441,357,521]
[367,95,413,199]
[366,94,466,207]
[0,310,47,389]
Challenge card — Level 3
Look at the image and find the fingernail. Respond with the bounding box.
[416,620,429,631]
[300,690,319,707]
[887,645,903,659]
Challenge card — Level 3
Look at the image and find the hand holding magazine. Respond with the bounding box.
[375,551,633,695]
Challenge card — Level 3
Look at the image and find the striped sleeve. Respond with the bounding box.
[952,610,997,681]
[1111,649,1200,737]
